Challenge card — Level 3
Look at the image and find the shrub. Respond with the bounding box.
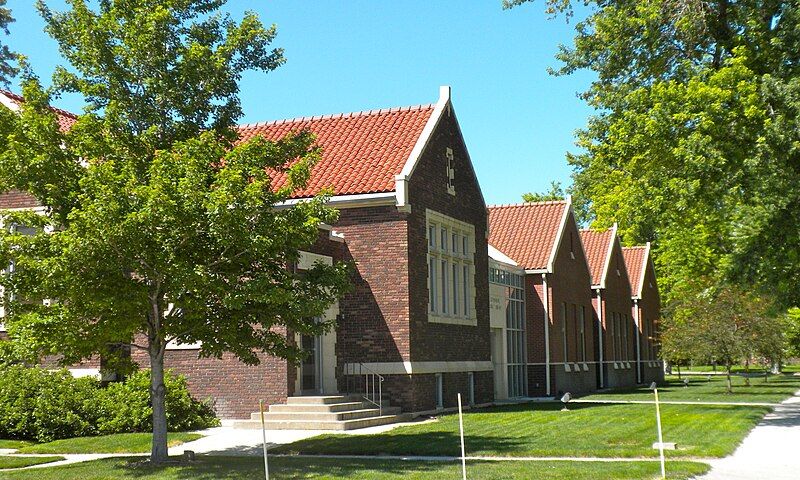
[94,370,219,434]
[0,366,218,442]
[0,365,98,442]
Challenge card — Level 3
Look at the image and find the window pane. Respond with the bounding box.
[452,233,458,254]
[441,228,448,251]
[441,260,448,313]
[462,236,468,256]
[452,263,459,316]
[429,258,436,312]
[463,265,469,316]
[428,225,436,248]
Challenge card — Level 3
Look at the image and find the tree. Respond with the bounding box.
[662,278,782,392]
[505,0,800,307]
[522,181,565,203]
[783,308,800,360]
[0,0,16,85]
[0,0,351,463]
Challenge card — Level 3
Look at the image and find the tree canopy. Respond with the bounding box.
[507,0,800,306]
[0,0,350,462]
[0,0,16,85]
[522,181,565,203]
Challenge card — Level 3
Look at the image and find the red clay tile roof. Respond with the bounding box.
[487,201,568,270]
[235,104,435,199]
[0,190,40,209]
[580,228,614,287]
[0,92,437,202]
[0,90,78,132]
[622,246,647,298]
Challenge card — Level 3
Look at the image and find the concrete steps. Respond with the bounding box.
[233,395,410,431]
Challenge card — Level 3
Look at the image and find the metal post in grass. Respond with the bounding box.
[260,399,270,480]
[457,393,467,480]
[650,382,666,480]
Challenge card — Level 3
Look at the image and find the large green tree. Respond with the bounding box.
[506,0,800,306]
[0,0,350,462]
[0,0,16,84]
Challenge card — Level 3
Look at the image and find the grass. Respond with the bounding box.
[0,456,64,469]
[272,401,766,458]
[679,364,800,374]
[0,455,710,479]
[15,433,202,455]
[581,373,800,404]
[0,440,32,451]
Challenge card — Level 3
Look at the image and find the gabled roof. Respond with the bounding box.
[580,225,616,288]
[487,200,570,272]
[622,243,650,299]
[236,104,435,199]
[0,90,78,132]
[0,87,458,207]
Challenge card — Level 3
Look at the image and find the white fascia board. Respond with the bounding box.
[395,86,451,209]
[275,191,396,209]
[599,223,618,289]
[633,242,651,299]
[546,195,572,273]
[525,268,548,275]
[488,243,519,268]
[0,93,20,113]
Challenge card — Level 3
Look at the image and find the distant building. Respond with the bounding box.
[581,225,637,388]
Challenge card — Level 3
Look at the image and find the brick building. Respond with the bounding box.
[580,225,637,388]
[0,87,494,419]
[487,198,597,398]
[622,243,664,385]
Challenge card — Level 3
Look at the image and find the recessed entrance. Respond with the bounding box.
[300,334,322,395]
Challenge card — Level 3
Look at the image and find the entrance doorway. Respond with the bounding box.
[300,334,322,395]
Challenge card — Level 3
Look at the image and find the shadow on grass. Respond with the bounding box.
[91,456,458,479]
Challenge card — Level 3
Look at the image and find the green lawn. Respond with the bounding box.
[680,364,800,374]
[0,440,33,450]
[581,373,800,404]
[16,433,202,455]
[0,456,64,469]
[272,401,766,458]
[0,455,710,479]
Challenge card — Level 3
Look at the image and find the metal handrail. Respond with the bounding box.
[344,362,384,416]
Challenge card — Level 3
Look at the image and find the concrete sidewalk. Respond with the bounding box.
[697,391,800,480]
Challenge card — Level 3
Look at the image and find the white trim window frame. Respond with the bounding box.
[426,209,476,326]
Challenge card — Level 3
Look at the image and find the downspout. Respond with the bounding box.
[596,288,604,388]
[542,273,551,397]
[634,299,642,384]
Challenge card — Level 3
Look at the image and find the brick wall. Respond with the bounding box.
[638,258,664,384]
[598,239,637,388]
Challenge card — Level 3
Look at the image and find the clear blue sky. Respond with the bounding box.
[6,0,595,205]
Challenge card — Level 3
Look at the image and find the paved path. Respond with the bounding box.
[572,399,780,407]
[698,391,800,480]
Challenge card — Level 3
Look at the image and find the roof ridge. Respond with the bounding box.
[237,103,435,130]
[0,89,78,119]
[487,200,567,209]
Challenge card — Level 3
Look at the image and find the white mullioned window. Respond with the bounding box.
[426,209,476,325]
[579,306,587,363]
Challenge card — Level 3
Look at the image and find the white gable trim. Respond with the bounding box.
[633,242,651,299]
[598,223,618,289]
[488,243,519,268]
[545,196,572,273]
[395,86,451,210]
[0,93,20,113]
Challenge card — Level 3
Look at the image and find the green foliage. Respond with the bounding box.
[0,0,16,85]
[0,366,217,442]
[507,0,800,307]
[784,308,800,359]
[95,370,219,435]
[661,278,784,391]
[0,0,351,460]
[0,365,99,442]
[522,181,565,203]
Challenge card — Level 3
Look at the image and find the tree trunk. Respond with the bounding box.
[744,358,750,386]
[149,346,169,462]
[677,364,682,381]
[725,361,733,394]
